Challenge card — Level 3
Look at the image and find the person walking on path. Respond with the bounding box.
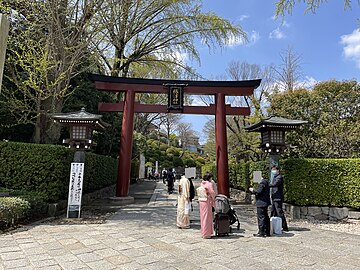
[176,175,191,229]
[249,178,271,237]
[162,168,167,184]
[167,168,174,194]
[269,165,289,231]
[197,172,216,239]
[188,177,195,212]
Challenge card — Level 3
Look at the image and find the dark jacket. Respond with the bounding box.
[252,179,271,207]
[166,170,174,182]
[189,178,195,201]
[269,173,284,201]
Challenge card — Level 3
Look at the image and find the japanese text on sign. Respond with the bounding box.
[68,162,84,206]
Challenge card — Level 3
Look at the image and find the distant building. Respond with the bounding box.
[180,136,201,153]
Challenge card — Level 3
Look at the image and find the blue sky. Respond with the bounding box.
[183,0,360,143]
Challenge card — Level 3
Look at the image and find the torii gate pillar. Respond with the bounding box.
[117,90,135,197]
[215,93,229,196]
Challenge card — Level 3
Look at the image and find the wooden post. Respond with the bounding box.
[117,90,136,197]
[215,93,230,197]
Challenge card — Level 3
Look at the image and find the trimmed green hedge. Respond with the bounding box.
[282,159,360,208]
[201,163,216,179]
[229,161,250,190]
[0,197,30,229]
[83,152,118,192]
[201,162,251,191]
[0,141,117,202]
[202,158,360,208]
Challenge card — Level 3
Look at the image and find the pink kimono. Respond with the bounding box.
[199,180,216,238]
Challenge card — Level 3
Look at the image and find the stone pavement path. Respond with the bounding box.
[1,180,360,270]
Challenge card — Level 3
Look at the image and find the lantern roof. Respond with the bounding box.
[244,116,307,132]
[51,107,110,129]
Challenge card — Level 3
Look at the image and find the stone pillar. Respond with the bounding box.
[215,93,229,197]
[0,14,10,93]
[117,90,136,197]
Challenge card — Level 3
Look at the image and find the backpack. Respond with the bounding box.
[189,179,195,201]
[167,172,174,181]
[214,194,230,214]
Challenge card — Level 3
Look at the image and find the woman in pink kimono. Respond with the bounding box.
[198,172,216,239]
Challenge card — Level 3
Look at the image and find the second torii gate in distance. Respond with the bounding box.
[90,74,261,198]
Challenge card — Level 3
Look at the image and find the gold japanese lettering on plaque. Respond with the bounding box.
[167,84,184,111]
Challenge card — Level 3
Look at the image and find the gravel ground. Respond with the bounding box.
[233,204,360,236]
[290,218,360,235]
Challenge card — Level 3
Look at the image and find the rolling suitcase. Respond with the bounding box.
[214,213,230,236]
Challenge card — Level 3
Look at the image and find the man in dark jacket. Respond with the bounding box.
[249,178,271,237]
[269,166,288,231]
[166,168,174,194]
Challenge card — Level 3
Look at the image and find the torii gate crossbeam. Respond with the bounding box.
[90,74,261,198]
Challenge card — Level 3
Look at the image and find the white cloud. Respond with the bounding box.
[269,28,285,39]
[296,76,318,89]
[270,15,290,27]
[282,20,290,28]
[173,51,188,63]
[153,50,188,65]
[249,31,260,45]
[271,76,318,92]
[223,33,247,47]
[238,15,249,21]
[340,29,360,68]
[224,30,260,47]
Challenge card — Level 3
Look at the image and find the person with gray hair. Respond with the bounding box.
[269,165,288,232]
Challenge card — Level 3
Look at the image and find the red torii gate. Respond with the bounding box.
[90,74,261,198]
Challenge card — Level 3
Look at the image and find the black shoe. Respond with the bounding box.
[253,233,266,237]
[283,228,289,232]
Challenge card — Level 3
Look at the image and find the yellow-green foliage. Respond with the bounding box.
[201,164,216,179]
[0,197,30,229]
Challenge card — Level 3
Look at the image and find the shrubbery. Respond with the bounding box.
[0,141,117,202]
[0,197,30,229]
[282,158,360,208]
[202,158,360,209]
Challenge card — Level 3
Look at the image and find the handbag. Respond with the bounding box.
[184,201,191,215]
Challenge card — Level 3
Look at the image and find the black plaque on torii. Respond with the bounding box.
[165,83,186,111]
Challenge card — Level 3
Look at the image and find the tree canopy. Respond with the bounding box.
[275,0,356,17]
[0,0,246,146]
[268,80,360,158]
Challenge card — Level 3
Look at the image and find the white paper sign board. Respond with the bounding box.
[67,162,84,217]
[253,171,262,183]
[0,14,10,93]
[185,167,196,179]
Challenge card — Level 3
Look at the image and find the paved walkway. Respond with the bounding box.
[1,179,359,270]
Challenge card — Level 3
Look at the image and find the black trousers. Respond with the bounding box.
[167,180,174,193]
[257,206,270,236]
[271,200,288,231]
